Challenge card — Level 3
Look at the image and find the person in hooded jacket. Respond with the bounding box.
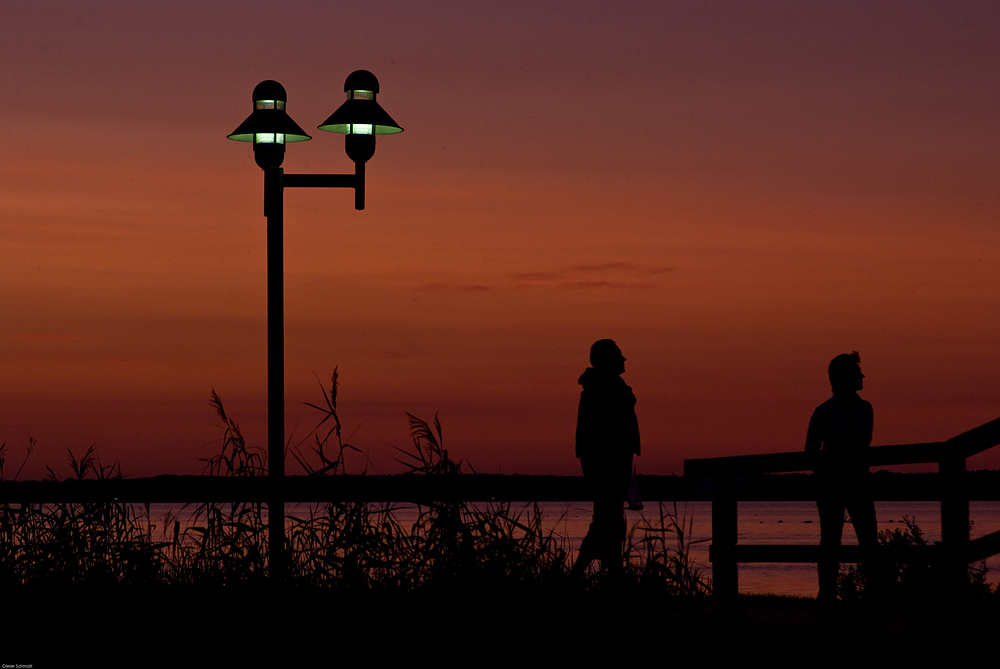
[572,339,641,576]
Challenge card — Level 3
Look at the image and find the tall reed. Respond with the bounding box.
[169,390,268,584]
[0,444,165,586]
[625,501,711,596]
[0,370,710,597]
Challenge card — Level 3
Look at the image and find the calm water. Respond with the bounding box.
[143,500,1000,597]
[624,500,1000,596]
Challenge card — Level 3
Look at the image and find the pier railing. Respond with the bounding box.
[684,416,1000,598]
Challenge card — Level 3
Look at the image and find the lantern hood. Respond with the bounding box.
[227,80,312,143]
[318,70,403,135]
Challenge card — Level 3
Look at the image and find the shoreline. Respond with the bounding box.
[5,469,1000,503]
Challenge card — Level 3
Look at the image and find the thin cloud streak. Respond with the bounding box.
[511,262,676,291]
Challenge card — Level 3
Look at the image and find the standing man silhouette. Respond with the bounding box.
[572,339,641,576]
[806,351,877,601]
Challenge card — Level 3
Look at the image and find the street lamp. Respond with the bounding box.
[319,70,404,209]
[228,71,402,580]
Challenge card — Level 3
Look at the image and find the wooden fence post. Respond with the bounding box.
[939,455,969,593]
[711,474,738,598]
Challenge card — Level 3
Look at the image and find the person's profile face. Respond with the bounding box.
[830,358,864,394]
[851,363,864,391]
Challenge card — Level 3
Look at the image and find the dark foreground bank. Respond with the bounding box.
[4,585,997,665]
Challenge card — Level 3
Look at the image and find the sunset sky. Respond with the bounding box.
[3,1,999,479]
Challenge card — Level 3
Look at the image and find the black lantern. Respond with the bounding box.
[227,80,312,169]
[318,70,403,164]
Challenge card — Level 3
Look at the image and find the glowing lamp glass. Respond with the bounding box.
[350,124,374,135]
[254,100,285,110]
[254,133,285,144]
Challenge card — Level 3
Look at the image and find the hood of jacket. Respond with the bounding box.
[579,367,628,392]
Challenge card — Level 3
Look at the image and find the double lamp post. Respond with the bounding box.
[228,70,402,579]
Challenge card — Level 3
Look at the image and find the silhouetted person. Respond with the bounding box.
[572,339,641,576]
[806,351,877,601]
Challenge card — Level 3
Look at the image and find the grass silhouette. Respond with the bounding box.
[838,515,994,602]
[0,370,709,596]
[0,444,166,586]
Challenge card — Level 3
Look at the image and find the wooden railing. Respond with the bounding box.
[684,416,1000,598]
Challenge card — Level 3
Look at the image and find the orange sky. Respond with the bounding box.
[2,1,999,478]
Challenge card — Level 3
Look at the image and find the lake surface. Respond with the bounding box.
[621,500,1000,596]
[144,500,1000,597]
[390,500,1000,596]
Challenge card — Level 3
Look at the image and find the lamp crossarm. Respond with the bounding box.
[282,160,367,210]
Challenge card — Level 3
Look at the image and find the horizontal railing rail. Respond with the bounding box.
[684,415,1000,598]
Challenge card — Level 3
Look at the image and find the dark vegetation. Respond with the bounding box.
[0,370,708,597]
[838,516,994,602]
[2,371,999,662]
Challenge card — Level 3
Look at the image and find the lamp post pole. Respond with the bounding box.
[264,165,286,580]
[229,73,402,581]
